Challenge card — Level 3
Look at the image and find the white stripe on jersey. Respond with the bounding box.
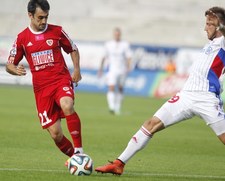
[183,36,225,95]
[61,29,78,51]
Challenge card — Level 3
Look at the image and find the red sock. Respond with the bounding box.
[65,112,82,148]
[55,136,74,157]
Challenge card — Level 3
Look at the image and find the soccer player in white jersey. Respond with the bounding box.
[98,27,132,115]
[95,6,225,175]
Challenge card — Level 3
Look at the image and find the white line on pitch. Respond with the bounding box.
[0,168,225,179]
[124,172,225,180]
[0,168,67,173]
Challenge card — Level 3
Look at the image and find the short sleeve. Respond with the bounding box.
[7,36,24,65]
[59,28,78,54]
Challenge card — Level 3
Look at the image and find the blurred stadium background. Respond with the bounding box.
[0,0,225,98]
[0,0,224,46]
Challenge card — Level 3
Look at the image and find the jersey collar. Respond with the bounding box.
[28,24,48,34]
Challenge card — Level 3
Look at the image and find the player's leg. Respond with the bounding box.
[95,91,194,174]
[114,89,123,115]
[106,72,117,113]
[207,120,225,144]
[117,117,163,164]
[114,74,126,115]
[196,92,225,145]
[218,133,225,144]
[47,119,74,157]
[95,116,163,175]
[54,81,83,154]
[117,93,193,163]
[107,85,116,113]
[209,119,225,144]
[35,88,74,157]
[60,96,83,154]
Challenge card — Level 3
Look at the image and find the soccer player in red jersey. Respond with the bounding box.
[6,0,84,160]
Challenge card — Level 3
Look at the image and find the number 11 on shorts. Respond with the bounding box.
[39,110,52,127]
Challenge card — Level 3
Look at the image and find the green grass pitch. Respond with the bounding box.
[0,85,225,181]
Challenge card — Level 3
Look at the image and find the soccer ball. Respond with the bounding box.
[67,154,93,176]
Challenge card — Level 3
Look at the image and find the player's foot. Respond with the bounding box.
[95,159,125,175]
[65,151,81,167]
[109,109,115,114]
[64,157,71,167]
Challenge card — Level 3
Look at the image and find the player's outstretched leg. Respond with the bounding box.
[95,159,125,175]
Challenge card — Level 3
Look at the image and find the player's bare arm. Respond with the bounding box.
[6,62,27,76]
[126,57,132,73]
[98,57,105,77]
[70,50,82,86]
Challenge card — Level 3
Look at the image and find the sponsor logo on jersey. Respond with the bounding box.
[27,42,33,47]
[63,87,70,91]
[132,136,138,143]
[35,63,54,71]
[10,48,16,56]
[31,50,54,66]
[70,130,79,136]
[46,39,53,46]
[35,34,44,41]
[66,91,72,95]
[10,42,17,56]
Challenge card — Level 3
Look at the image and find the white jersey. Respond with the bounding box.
[183,36,225,95]
[103,40,132,74]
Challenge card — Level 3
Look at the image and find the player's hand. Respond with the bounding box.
[71,70,82,87]
[16,64,27,76]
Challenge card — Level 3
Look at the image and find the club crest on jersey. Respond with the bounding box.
[46,39,53,46]
[204,46,213,55]
[63,87,70,91]
[10,48,17,56]
[10,42,17,56]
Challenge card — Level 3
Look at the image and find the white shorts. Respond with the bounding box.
[106,71,127,87]
[154,91,225,136]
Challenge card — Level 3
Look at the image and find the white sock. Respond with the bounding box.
[115,92,123,114]
[107,91,115,111]
[74,147,84,154]
[118,126,152,163]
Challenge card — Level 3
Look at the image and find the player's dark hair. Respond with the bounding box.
[27,0,50,15]
[205,6,225,25]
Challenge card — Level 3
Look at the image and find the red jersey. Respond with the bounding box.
[8,24,77,92]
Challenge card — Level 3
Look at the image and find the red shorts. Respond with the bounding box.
[35,81,74,129]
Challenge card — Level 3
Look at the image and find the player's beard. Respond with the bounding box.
[39,24,47,31]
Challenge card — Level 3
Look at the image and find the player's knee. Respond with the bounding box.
[218,133,225,145]
[60,97,74,114]
[49,130,63,143]
[143,117,165,134]
[61,102,74,115]
[62,104,74,114]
